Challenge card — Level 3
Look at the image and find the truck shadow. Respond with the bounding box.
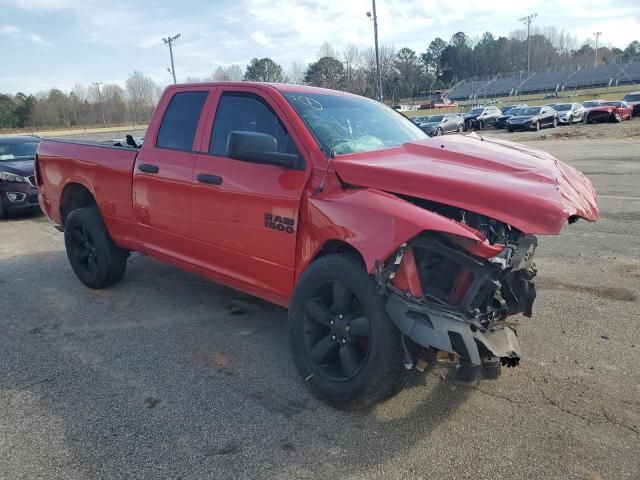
[0,250,472,479]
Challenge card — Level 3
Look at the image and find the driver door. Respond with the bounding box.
[190,87,310,302]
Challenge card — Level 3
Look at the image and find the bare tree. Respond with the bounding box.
[317,42,337,60]
[125,71,160,123]
[286,61,306,84]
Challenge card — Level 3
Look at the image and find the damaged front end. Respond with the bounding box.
[378,204,537,384]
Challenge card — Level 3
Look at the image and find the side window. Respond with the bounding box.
[210,93,301,161]
[156,91,208,152]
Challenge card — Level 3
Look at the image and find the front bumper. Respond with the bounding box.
[384,233,537,374]
[387,294,521,367]
[1,183,41,214]
[558,116,572,124]
[507,122,533,130]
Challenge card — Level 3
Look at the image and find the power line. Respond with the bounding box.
[163,33,181,84]
[519,13,538,76]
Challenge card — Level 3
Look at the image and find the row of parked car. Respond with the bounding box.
[411,91,640,136]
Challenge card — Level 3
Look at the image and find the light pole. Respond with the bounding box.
[163,33,181,84]
[519,13,537,76]
[593,32,602,68]
[92,81,105,126]
[366,2,383,102]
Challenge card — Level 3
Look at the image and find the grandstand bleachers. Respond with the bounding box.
[446,59,640,101]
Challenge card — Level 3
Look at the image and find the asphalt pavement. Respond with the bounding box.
[0,133,639,479]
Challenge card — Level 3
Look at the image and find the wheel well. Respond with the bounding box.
[60,183,96,225]
[313,240,365,266]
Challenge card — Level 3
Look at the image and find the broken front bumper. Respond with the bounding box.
[386,294,521,367]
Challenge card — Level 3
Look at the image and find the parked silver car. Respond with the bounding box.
[420,114,464,136]
[552,103,585,124]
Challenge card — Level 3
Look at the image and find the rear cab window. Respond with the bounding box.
[157,91,208,151]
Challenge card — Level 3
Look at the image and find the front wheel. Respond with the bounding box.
[477,120,484,130]
[435,127,443,136]
[614,113,622,123]
[553,118,558,128]
[64,206,128,289]
[534,121,541,131]
[457,124,463,133]
[288,254,411,409]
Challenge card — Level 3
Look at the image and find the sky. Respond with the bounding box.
[1,0,639,94]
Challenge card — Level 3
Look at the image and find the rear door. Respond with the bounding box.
[133,87,211,259]
[190,87,310,301]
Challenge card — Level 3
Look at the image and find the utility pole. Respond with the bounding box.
[92,81,105,126]
[593,32,602,68]
[519,13,537,76]
[366,2,383,102]
[163,33,181,84]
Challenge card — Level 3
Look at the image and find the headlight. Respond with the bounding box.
[0,171,28,183]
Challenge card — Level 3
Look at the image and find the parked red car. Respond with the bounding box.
[585,101,633,123]
[36,82,599,409]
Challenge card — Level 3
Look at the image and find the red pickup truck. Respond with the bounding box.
[36,82,599,409]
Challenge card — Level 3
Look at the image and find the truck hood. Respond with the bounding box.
[332,134,599,235]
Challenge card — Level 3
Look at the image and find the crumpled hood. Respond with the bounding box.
[333,134,599,235]
[0,159,34,177]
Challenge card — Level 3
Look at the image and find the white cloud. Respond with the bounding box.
[0,24,52,47]
[251,31,271,46]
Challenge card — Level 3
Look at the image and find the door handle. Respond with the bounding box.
[197,173,223,185]
[138,163,159,174]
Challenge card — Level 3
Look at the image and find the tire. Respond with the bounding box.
[535,121,540,131]
[478,120,484,130]
[435,127,442,136]
[507,127,513,132]
[64,206,128,289]
[614,113,622,123]
[0,201,6,220]
[288,254,411,410]
[553,118,558,128]
[583,114,589,124]
[457,124,463,133]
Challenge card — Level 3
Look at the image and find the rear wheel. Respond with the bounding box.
[288,254,411,409]
[435,127,443,136]
[64,206,128,289]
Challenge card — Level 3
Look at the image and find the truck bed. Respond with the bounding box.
[36,138,140,238]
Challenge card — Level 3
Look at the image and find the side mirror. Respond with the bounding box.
[227,131,300,170]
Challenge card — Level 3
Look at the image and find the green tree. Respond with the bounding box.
[420,37,447,79]
[243,58,285,82]
[0,94,18,128]
[13,92,36,128]
[622,40,640,59]
[304,56,345,89]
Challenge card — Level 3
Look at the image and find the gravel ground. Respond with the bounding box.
[0,133,639,480]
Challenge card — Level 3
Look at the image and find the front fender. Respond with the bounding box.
[295,187,486,277]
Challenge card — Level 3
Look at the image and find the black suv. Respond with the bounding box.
[0,135,41,219]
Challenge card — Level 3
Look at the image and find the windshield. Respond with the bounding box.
[0,141,39,161]
[623,94,640,102]
[602,101,622,107]
[284,92,426,155]
[554,104,571,111]
[520,107,541,115]
[467,108,483,115]
[428,115,444,122]
[413,116,430,123]
[583,101,600,108]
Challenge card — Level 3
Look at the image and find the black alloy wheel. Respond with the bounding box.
[303,280,371,381]
[68,223,99,278]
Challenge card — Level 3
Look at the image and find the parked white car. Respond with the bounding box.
[552,103,585,124]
